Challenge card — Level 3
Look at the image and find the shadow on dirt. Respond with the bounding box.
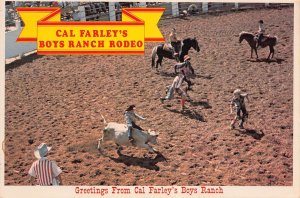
[5,53,43,72]
[197,74,214,79]
[190,100,212,109]
[159,71,176,78]
[179,17,190,20]
[247,58,284,64]
[107,149,167,171]
[238,129,265,140]
[163,106,205,122]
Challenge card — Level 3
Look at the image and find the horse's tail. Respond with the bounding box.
[151,46,157,68]
[100,113,107,125]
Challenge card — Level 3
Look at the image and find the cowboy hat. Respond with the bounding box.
[233,89,241,96]
[184,55,191,61]
[34,143,52,159]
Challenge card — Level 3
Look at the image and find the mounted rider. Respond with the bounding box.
[174,55,195,90]
[255,20,265,48]
[124,105,146,144]
[169,28,181,58]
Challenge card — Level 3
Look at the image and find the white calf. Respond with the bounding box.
[98,122,159,153]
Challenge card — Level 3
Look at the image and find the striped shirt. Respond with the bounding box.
[28,157,62,186]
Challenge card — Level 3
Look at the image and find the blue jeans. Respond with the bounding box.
[236,107,248,126]
[128,122,143,138]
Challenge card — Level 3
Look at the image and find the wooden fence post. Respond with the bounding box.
[139,2,147,7]
[172,2,179,17]
[202,3,208,13]
[109,2,116,21]
[235,3,239,9]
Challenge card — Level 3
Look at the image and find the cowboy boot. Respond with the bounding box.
[128,128,135,144]
[230,119,236,130]
[180,99,186,112]
[160,97,166,103]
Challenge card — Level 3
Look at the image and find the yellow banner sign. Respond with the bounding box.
[16,7,165,55]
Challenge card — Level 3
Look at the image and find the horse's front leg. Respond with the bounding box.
[156,57,160,70]
[254,47,259,59]
[251,48,253,58]
[267,52,271,60]
[157,56,163,69]
[267,46,273,60]
[270,46,275,59]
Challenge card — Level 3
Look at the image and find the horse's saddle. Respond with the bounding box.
[254,33,270,42]
[163,42,182,54]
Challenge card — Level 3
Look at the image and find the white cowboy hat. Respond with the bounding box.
[34,143,52,159]
[233,89,241,95]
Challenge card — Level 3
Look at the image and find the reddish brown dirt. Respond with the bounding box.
[5,7,293,186]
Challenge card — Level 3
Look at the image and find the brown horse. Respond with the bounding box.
[239,31,278,60]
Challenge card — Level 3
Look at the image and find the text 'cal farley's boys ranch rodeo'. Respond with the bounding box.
[16,7,165,54]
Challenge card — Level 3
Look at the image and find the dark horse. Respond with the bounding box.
[239,31,278,60]
[151,37,200,69]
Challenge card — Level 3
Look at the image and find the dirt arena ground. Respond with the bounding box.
[5,6,293,186]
